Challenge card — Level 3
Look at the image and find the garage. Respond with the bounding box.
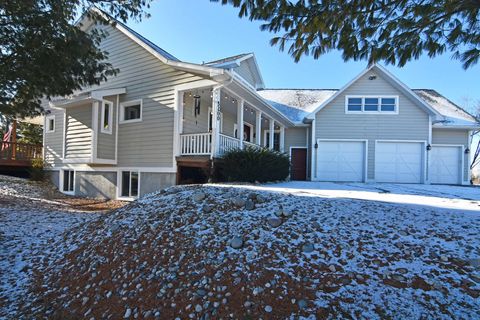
[316,140,366,182]
[375,141,424,183]
[429,145,462,184]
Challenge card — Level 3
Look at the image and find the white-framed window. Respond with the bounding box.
[121,171,139,198]
[61,170,75,194]
[101,100,113,134]
[346,96,399,114]
[46,115,55,133]
[120,99,142,124]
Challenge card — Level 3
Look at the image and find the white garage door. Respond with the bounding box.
[429,146,461,184]
[317,141,365,182]
[375,141,424,183]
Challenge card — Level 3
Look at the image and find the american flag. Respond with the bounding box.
[1,125,12,151]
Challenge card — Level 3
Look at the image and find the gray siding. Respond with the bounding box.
[222,111,237,137]
[285,127,307,152]
[65,105,92,159]
[75,171,117,199]
[314,71,430,180]
[91,23,206,167]
[140,172,176,197]
[97,96,117,160]
[234,61,256,87]
[44,108,65,166]
[432,128,470,182]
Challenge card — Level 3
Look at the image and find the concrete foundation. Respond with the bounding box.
[140,172,176,197]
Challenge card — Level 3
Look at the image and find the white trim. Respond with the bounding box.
[45,115,56,133]
[48,166,177,173]
[91,88,126,100]
[313,139,369,183]
[59,169,75,195]
[375,139,428,184]
[426,115,433,184]
[209,107,224,134]
[62,110,67,159]
[430,144,464,185]
[305,64,440,119]
[235,121,254,142]
[115,95,119,162]
[289,146,308,158]
[119,99,143,124]
[310,120,316,180]
[467,130,473,183]
[91,101,99,160]
[42,115,46,161]
[279,126,285,152]
[100,100,113,134]
[345,95,399,114]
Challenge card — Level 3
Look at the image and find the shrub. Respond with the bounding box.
[221,147,290,183]
[29,158,46,181]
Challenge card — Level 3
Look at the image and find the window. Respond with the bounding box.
[265,131,280,151]
[346,96,398,113]
[46,115,55,133]
[62,170,74,193]
[120,100,142,123]
[101,101,113,133]
[121,171,139,198]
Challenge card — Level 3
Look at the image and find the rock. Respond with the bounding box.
[399,230,408,236]
[124,308,132,318]
[245,200,255,210]
[440,255,449,262]
[230,236,243,249]
[298,299,308,310]
[469,259,480,270]
[282,209,292,217]
[244,301,252,308]
[396,268,408,274]
[81,297,89,305]
[267,218,282,228]
[248,192,257,200]
[196,289,207,297]
[265,305,273,313]
[231,197,246,207]
[275,207,284,217]
[302,243,315,253]
[202,204,213,213]
[256,195,266,203]
[392,274,406,282]
[193,192,206,202]
[328,265,336,272]
[195,304,202,312]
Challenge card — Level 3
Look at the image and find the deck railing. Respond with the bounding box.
[0,142,43,163]
[179,132,264,156]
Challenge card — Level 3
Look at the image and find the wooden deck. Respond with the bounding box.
[0,142,43,167]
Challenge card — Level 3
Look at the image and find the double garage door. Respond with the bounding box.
[316,140,462,184]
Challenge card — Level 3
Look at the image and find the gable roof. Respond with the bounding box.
[261,88,479,127]
[205,53,252,67]
[304,64,441,120]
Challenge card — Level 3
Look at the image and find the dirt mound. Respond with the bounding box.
[17,185,480,319]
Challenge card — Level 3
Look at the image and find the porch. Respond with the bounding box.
[0,142,43,167]
[177,83,288,157]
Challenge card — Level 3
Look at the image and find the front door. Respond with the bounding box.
[291,148,307,180]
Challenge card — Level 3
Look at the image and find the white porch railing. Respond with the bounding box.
[218,134,241,156]
[179,132,263,156]
[180,133,212,155]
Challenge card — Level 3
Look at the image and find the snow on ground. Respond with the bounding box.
[11,182,480,319]
[0,175,120,318]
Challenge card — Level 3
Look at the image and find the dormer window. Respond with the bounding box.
[346,96,398,114]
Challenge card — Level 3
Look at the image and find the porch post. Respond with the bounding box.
[255,110,262,145]
[279,125,285,152]
[237,99,244,149]
[211,87,221,158]
[269,119,275,150]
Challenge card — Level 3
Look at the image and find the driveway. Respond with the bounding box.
[250,181,480,213]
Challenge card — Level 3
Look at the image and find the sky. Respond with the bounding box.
[126,0,480,113]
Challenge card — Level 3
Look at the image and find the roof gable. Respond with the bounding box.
[305,64,440,119]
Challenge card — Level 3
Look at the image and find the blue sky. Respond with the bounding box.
[128,0,479,112]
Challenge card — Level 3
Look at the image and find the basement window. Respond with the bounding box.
[62,170,74,194]
[101,101,113,134]
[121,171,139,198]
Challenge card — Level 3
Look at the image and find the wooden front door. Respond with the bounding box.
[291,148,307,180]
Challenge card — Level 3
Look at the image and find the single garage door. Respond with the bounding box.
[429,146,461,184]
[375,141,424,183]
[317,140,365,182]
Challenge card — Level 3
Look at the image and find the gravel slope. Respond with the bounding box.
[13,184,480,319]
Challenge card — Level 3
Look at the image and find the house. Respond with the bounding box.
[43,10,479,200]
